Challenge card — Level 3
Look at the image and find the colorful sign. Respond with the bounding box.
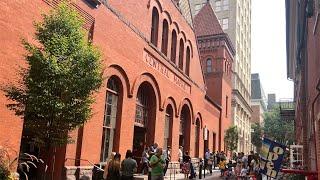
[259,138,286,178]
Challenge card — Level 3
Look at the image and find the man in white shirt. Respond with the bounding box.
[178,146,183,164]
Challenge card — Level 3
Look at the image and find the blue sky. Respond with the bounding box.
[251,0,294,100]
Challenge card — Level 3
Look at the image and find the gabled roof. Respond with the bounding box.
[194,2,223,36]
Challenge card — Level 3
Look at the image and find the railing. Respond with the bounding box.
[64,158,104,172]
[279,98,295,110]
[280,169,318,180]
[279,98,295,121]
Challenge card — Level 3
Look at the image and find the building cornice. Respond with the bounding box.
[197,33,236,57]
[232,89,253,114]
[233,71,251,98]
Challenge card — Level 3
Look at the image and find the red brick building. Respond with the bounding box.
[286,0,320,178]
[194,2,234,152]
[0,0,233,179]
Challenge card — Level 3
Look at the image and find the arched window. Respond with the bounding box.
[170,30,177,63]
[134,82,157,149]
[151,8,159,46]
[135,86,149,126]
[178,39,184,70]
[101,77,120,162]
[161,20,169,55]
[195,119,200,157]
[185,47,191,76]
[206,58,212,73]
[179,105,191,152]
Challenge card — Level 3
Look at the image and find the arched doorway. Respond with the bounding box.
[133,82,157,163]
[164,105,173,149]
[179,105,191,153]
[195,118,200,157]
[100,76,123,162]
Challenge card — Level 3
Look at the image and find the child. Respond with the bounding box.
[218,158,227,177]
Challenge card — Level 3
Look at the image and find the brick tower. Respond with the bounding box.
[194,2,235,151]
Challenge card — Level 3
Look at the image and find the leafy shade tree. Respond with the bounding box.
[224,126,238,152]
[263,106,295,145]
[251,122,262,152]
[4,2,103,163]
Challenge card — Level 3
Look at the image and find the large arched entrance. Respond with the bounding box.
[195,118,200,157]
[179,105,191,152]
[100,76,123,162]
[133,82,157,162]
[164,105,173,149]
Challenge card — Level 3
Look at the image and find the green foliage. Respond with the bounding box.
[224,126,238,152]
[251,123,262,151]
[4,3,103,148]
[0,148,13,180]
[0,163,10,180]
[263,106,295,145]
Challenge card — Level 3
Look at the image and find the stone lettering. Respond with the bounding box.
[143,50,190,93]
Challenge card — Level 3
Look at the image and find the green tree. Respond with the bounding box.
[4,4,103,150]
[224,126,238,152]
[251,122,262,152]
[263,106,295,145]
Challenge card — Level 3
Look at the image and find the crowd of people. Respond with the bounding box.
[102,144,262,180]
[217,151,262,179]
[103,143,170,180]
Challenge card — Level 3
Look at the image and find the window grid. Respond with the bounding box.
[206,58,212,73]
[135,88,149,127]
[215,0,221,12]
[100,80,119,162]
[222,18,229,30]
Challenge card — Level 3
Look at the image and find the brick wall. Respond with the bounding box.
[0,0,227,178]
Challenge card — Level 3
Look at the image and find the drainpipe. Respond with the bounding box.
[311,78,320,171]
[218,109,222,151]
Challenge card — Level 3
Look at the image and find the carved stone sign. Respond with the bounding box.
[143,50,191,93]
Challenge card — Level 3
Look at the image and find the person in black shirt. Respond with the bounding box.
[248,151,254,173]
[182,151,191,179]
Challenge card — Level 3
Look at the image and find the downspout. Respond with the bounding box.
[218,108,222,151]
[311,79,320,171]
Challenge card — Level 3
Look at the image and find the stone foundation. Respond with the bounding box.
[64,166,94,180]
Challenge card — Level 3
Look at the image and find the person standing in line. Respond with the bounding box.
[209,152,214,172]
[204,149,212,175]
[163,146,171,176]
[121,150,137,180]
[247,151,254,173]
[182,151,191,179]
[141,147,150,175]
[152,143,159,153]
[216,151,221,166]
[178,146,183,168]
[218,157,227,177]
[149,148,166,180]
[236,152,243,176]
[103,152,116,179]
[241,152,248,169]
[104,153,121,180]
